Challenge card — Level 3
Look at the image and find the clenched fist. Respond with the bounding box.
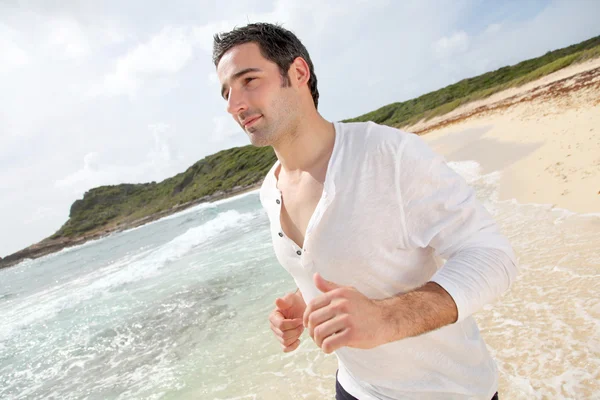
[269,290,307,352]
[303,273,389,354]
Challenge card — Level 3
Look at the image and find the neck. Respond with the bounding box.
[273,109,335,173]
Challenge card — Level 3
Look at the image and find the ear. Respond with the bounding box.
[289,56,311,88]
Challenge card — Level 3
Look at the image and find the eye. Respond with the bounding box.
[244,77,256,85]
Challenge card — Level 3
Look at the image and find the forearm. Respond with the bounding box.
[376,281,458,343]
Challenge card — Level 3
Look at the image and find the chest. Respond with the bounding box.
[270,176,439,301]
[278,175,324,249]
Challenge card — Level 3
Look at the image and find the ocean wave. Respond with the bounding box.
[0,210,255,342]
[86,209,255,292]
[211,189,260,206]
[139,201,218,226]
[447,160,484,184]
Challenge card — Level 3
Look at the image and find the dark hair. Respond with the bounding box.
[213,22,319,109]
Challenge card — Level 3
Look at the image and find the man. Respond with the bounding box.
[213,22,517,400]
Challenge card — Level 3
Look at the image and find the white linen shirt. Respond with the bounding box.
[259,121,518,400]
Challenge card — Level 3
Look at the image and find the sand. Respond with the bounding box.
[408,58,600,214]
[242,61,600,398]
[402,59,600,398]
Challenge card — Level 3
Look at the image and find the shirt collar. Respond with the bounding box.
[263,121,342,198]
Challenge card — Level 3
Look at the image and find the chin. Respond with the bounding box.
[247,132,272,148]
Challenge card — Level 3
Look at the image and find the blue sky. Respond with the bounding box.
[1,0,599,256]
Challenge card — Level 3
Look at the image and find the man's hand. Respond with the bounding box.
[269,290,306,353]
[303,273,389,354]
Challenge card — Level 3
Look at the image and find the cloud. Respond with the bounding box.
[45,17,91,61]
[192,0,374,55]
[485,23,502,34]
[92,26,194,97]
[433,31,470,59]
[83,152,100,171]
[54,123,182,196]
[97,20,129,45]
[24,206,61,225]
[54,156,141,194]
[207,72,219,84]
[55,152,103,190]
[2,0,600,258]
[147,123,176,166]
[211,115,243,143]
[0,24,29,73]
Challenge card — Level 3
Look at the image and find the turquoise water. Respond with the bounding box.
[1,161,599,399]
[0,192,331,399]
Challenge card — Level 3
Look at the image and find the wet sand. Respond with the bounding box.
[412,59,600,398]
[412,58,600,214]
[187,60,600,399]
[222,60,600,399]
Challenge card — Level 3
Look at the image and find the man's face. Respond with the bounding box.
[217,42,299,147]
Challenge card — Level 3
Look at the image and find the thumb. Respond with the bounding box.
[275,293,294,311]
[314,272,341,293]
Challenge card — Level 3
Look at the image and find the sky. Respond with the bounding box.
[1,0,600,257]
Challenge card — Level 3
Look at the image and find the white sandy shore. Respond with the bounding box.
[408,58,600,214]
[403,58,600,399]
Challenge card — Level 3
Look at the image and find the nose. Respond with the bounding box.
[226,87,248,116]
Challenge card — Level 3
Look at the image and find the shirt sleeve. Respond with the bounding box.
[397,133,518,322]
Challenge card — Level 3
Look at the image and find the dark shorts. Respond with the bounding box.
[335,372,499,400]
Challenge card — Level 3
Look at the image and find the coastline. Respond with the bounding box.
[410,58,600,214]
[0,182,262,270]
[3,58,599,270]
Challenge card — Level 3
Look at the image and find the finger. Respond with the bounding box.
[270,320,304,338]
[313,272,342,293]
[269,309,283,323]
[269,308,298,326]
[283,339,301,353]
[271,323,303,342]
[275,294,294,311]
[321,328,350,354]
[306,305,336,338]
[313,316,348,348]
[271,324,302,347]
[303,294,332,328]
[281,324,304,341]
[270,323,283,339]
[272,317,303,331]
[282,332,301,347]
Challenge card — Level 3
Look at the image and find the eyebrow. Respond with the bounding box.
[221,67,262,99]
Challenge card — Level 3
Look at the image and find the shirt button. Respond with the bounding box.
[276,199,281,204]
[278,232,283,237]
[296,250,302,256]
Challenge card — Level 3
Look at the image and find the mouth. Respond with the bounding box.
[242,115,262,128]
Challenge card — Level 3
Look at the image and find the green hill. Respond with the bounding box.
[44,34,600,240]
[51,145,276,238]
[345,35,600,128]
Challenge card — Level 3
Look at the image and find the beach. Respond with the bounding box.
[412,59,600,398]
[1,60,599,399]
[412,58,600,214]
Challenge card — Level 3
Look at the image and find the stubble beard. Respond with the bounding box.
[247,98,299,148]
[245,118,273,147]
[248,114,300,148]
[243,76,302,147]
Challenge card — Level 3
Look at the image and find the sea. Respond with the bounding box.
[1,160,599,400]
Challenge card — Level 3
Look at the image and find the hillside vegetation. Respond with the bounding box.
[52,145,276,238]
[53,35,600,239]
[345,35,600,127]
